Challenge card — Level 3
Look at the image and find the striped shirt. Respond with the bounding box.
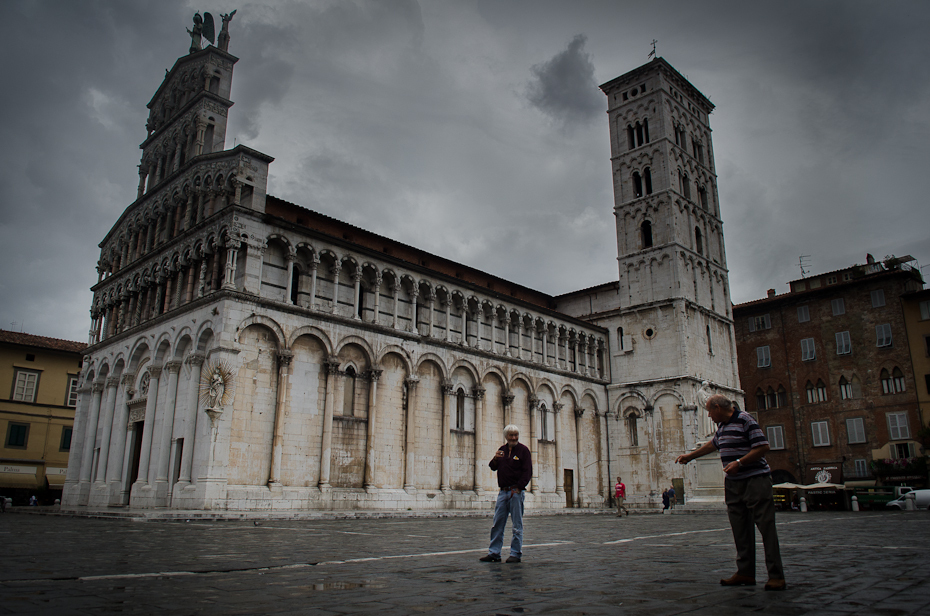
[712,409,771,480]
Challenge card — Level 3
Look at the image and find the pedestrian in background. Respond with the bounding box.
[662,488,670,511]
[614,477,628,517]
[480,425,532,564]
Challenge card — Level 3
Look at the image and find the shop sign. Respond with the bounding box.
[807,463,843,484]
[2,465,37,475]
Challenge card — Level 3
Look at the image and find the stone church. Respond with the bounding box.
[63,17,741,513]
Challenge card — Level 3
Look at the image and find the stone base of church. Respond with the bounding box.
[68,484,604,513]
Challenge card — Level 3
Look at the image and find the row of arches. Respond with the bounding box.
[71,323,218,508]
[258,235,608,378]
[100,159,241,278]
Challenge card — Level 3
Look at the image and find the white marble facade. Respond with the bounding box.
[64,32,739,513]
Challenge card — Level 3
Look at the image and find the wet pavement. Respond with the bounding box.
[1,509,928,615]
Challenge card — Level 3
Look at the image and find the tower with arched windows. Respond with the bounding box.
[557,58,743,506]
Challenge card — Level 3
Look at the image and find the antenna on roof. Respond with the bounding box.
[648,39,658,59]
[799,255,811,278]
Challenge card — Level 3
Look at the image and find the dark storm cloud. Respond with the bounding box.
[1,0,928,342]
[526,34,602,127]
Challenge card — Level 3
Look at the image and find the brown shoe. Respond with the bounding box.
[720,574,756,586]
[764,578,787,591]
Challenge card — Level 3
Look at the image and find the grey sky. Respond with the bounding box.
[1,0,928,343]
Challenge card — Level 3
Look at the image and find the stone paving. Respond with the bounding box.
[1,509,928,615]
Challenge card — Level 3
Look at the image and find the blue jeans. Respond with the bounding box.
[488,488,524,557]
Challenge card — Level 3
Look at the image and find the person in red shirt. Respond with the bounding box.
[614,477,628,516]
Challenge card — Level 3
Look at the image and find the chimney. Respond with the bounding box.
[767,289,776,298]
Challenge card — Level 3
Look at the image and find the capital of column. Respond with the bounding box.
[501,391,515,407]
[441,379,454,396]
[188,353,206,367]
[92,382,105,394]
[472,386,486,400]
[148,365,164,379]
[325,357,341,375]
[404,376,420,389]
[368,368,383,382]
[120,372,136,387]
[574,407,585,418]
[275,350,294,367]
[165,360,183,374]
[528,395,539,411]
[105,376,120,389]
[552,402,564,413]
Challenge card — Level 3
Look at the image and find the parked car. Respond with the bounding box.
[885,489,930,510]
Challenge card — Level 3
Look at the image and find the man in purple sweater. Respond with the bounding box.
[480,424,532,563]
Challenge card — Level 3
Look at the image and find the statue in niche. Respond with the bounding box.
[200,358,235,409]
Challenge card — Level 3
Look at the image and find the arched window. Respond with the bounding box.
[805,380,816,404]
[343,366,357,416]
[892,368,906,393]
[766,387,777,409]
[539,403,549,440]
[627,413,639,446]
[644,167,653,195]
[699,185,708,210]
[706,324,713,354]
[635,122,644,147]
[641,220,653,249]
[816,379,828,402]
[776,386,787,407]
[643,118,650,143]
[695,228,703,255]
[880,369,893,394]
[290,265,300,304]
[839,376,852,400]
[627,125,635,150]
[357,285,365,319]
[456,389,465,430]
[756,388,766,411]
[617,327,624,350]
[633,171,643,198]
[683,174,691,200]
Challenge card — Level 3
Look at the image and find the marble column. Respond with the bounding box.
[363,368,382,490]
[93,376,120,485]
[285,253,296,305]
[371,273,382,324]
[176,354,205,487]
[573,406,587,507]
[308,255,319,308]
[269,351,293,486]
[502,391,515,430]
[528,395,538,493]
[318,358,340,489]
[135,365,162,486]
[553,402,564,496]
[105,373,134,500]
[79,382,105,485]
[154,360,182,502]
[330,261,342,314]
[392,281,401,329]
[352,270,362,319]
[403,376,419,492]
[473,386,485,495]
[440,379,453,492]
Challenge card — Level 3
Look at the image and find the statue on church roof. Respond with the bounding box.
[187,12,204,54]
[218,10,237,52]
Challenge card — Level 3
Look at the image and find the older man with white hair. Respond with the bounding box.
[479,424,532,563]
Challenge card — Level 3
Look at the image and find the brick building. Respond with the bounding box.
[733,256,925,489]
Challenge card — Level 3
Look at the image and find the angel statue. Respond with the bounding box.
[187,12,204,54]
[218,10,237,52]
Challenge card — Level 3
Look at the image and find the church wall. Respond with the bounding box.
[374,352,407,488]
[228,324,276,485]
[280,334,326,487]
[413,360,444,490]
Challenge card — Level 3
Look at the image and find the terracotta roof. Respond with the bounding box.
[0,330,86,354]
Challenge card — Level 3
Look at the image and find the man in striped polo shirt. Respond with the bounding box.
[677,394,786,591]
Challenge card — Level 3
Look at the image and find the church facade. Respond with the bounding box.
[63,19,739,513]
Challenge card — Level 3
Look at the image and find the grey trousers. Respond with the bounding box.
[724,475,784,580]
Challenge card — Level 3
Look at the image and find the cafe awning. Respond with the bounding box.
[772,482,803,489]
[0,464,40,489]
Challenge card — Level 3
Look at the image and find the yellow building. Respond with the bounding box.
[1,330,85,504]
[903,289,930,436]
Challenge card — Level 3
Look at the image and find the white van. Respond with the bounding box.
[885,489,930,510]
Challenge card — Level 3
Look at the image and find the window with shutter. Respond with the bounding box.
[871,289,885,307]
[876,324,893,347]
[756,346,771,367]
[831,298,845,315]
[887,412,909,440]
[846,417,866,444]
[811,421,830,446]
[797,305,810,322]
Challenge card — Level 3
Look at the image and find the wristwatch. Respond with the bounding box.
[736,458,743,467]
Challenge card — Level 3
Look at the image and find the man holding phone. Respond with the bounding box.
[479,425,532,563]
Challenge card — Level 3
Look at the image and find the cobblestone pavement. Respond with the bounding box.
[1,509,928,615]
